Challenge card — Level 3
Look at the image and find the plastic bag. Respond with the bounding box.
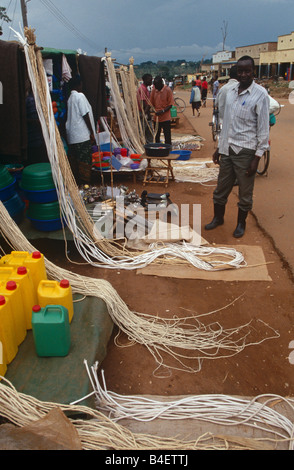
[268,95,280,114]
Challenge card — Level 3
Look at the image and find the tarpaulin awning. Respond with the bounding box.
[41,47,77,58]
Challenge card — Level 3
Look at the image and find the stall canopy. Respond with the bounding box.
[0,40,27,161]
[40,47,107,122]
[0,41,107,163]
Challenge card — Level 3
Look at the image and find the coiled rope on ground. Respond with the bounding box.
[0,202,280,375]
[80,361,294,451]
[0,375,293,450]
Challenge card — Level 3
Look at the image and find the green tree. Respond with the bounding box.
[0,6,11,35]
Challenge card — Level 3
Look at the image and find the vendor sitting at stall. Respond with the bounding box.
[65,75,96,182]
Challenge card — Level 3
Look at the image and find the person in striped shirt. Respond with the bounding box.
[205,56,269,238]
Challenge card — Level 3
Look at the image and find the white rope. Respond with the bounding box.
[1,376,290,450]
[0,203,279,375]
[103,53,144,154]
[81,361,294,450]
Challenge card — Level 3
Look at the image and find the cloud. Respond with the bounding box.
[98,42,226,64]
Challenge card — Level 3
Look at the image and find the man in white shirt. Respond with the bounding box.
[205,56,269,238]
[66,76,96,182]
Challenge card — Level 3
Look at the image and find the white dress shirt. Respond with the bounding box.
[218,80,269,157]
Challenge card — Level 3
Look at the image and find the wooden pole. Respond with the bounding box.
[20,0,28,28]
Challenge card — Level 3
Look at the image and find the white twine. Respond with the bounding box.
[77,361,294,450]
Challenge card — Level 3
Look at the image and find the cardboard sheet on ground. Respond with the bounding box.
[137,245,272,282]
[142,219,206,245]
[126,220,207,251]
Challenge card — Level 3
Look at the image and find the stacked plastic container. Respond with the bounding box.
[0,164,25,224]
[19,163,63,231]
[0,250,74,380]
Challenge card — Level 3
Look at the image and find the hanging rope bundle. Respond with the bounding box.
[103,53,144,154]
[118,60,145,145]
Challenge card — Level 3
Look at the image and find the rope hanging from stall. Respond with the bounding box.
[103,52,144,154]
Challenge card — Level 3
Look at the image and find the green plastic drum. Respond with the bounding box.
[27,201,61,220]
[20,163,55,191]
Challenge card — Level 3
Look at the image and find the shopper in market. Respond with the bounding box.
[66,75,96,182]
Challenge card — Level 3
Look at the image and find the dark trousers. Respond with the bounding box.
[213,147,257,212]
[154,120,171,145]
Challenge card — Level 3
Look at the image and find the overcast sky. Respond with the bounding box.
[1,0,294,64]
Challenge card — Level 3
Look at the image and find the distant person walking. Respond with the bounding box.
[201,76,208,107]
[189,80,201,117]
[195,75,202,88]
[205,56,269,238]
[150,76,174,145]
[212,76,219,103]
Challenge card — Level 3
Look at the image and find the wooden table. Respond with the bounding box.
[143,153,178,187]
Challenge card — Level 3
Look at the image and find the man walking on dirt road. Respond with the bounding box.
[205,55,269,238]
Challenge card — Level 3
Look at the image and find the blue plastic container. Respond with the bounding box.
[27,217,63,232]
[2,193,25,224]
[100,143,114,152]
[4,164,24,183]
[170,150,192,161]
[0,180,16,201]
[20,188,58,203]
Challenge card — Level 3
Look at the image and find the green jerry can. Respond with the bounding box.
[170,106,177,118]
[31,304,71,357]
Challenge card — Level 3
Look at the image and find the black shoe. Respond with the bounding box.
[233,209,248,238]
[205,204,225,230]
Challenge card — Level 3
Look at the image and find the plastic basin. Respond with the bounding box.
[170,150,191,161]
[4,163,24,182]
[0,180,16,202]
[27,201,61,221]
[0,164,15,189]
[2,192,25,224]
[20,163,56,191]
[144,143,172,157]
[27,217,63,232]
[20,188,58,203]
